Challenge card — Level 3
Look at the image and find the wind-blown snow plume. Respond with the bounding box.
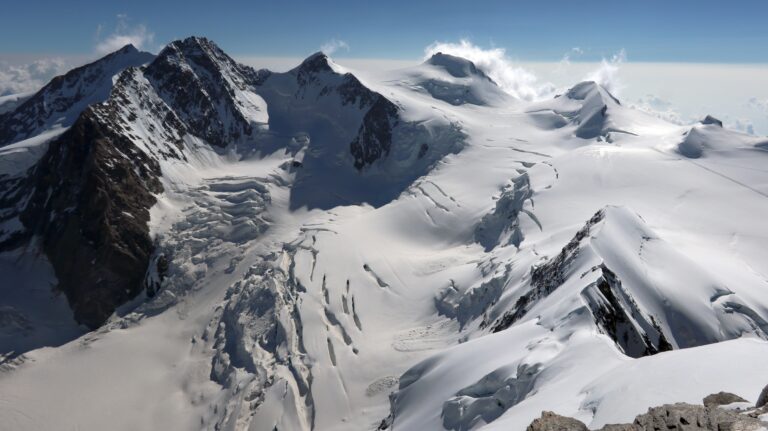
[94,14,155,55]
[320,38,350,55]
[559,47,584,67]
[585,49,626,95]
[424,39,555,101]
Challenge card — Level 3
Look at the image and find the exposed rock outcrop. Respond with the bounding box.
[703,391,748,408]
[701,115,723,127]
[757,384,768,408]
[527,389,768,431]
[350,96,399,170]
[527,411,588,431]
[633,403,763,430]
[581,264,673,358]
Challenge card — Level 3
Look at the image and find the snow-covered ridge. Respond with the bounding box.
[0,44,155,147]
[426,52,493,80]
[1,36,768,431]
[394,52,513,107]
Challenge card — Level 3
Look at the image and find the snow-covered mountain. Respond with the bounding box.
[1,37,767,431]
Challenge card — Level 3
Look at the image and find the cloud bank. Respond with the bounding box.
[0,58,72,96]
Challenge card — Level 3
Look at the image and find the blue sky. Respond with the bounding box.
[2,0,767,62]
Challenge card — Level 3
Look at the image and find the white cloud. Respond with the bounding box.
[727,118,755,135]
[0,58,73,96]
[320,39,350,55]
[584,49,626,96]
[559,47,584,67]
[748,97,768,113]
[630,94,690,125]
[94,14,155,55]
[629,94,758,135]
[424,39,556,101]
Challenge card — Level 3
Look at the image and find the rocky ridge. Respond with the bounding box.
[527,385,768,430]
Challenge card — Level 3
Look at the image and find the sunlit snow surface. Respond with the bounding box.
[1,54,768,431]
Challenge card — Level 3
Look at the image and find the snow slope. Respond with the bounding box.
[0,39,767,431]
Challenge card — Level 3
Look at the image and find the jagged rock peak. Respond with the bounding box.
[426,52,489,79]
[294,51,336,75]
[563,81,624,139]
[143,37,262,147]
[155,36,240,69]
[165,36,221,54]
[114,43,139,54]
[566,81,621,105]
[701,115,723,127]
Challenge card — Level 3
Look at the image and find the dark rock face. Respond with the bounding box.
[703,392,748,408]
[757,384,768,408]
[0,45,154,146]
[144,37,260,147]
[526,411,588,431]
[582,264,673,358]
[337,74,381,108]
[295,52,336,87]
[350,96,399,170]
[701,115,724,127]
[18,109,162,328]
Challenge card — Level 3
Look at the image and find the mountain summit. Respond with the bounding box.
[426,52,491,80]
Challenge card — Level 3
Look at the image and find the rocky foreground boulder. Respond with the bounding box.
[527,387,768,431]
[527,411,588,430]
[703,391,748,408]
